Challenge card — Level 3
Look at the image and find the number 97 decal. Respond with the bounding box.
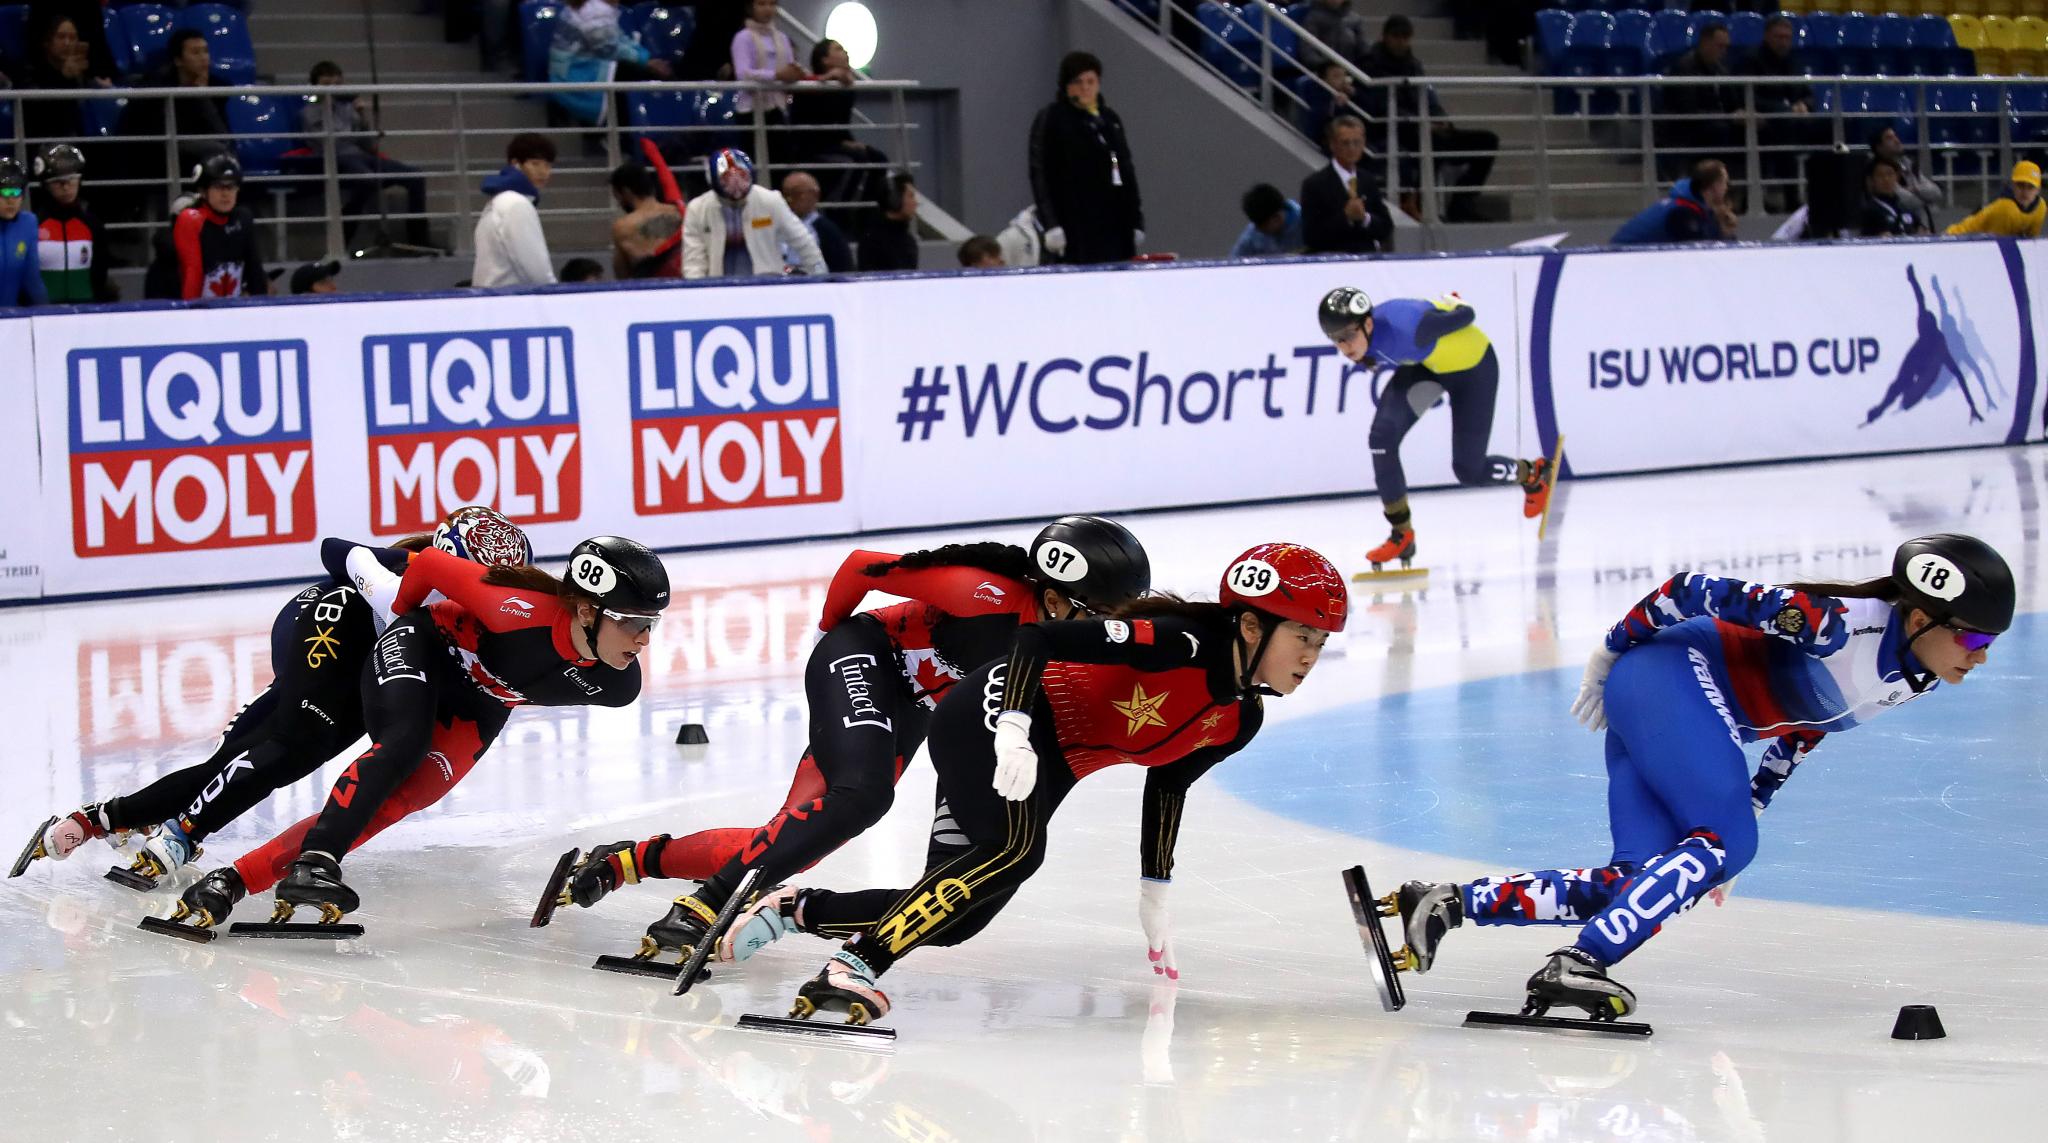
[1227,558,1279,596]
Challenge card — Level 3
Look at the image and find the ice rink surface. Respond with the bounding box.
[4,446,2045,1142]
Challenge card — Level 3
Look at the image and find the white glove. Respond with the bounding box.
[1043,226,1067,255]
[1139,877,1177,980]
[1133,228,1145,247]
[345,546,405,635]
[991,710,1038,801]
[1569,645,1621,731]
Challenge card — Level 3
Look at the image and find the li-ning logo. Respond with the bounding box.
[501,596,535,618]
[830,653,893,731]
[427,751,454,782]
[973,581,1006,605]
[1686,647,1742,744]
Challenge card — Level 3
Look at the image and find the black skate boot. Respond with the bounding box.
[636,893,717,961]
[790,948,891,1026]
[1525,946,1637,1020]
[1388,880,1463,973]
[138,866,248,943]
[273,853,360,925]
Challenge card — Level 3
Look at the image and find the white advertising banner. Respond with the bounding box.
[0,315,44,599]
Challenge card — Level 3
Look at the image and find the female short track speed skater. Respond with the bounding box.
[1316,286,1557,576]
[549,517,1153,969]
[9,507,532,886]
[157,535,671,932]
[1373,534,2012,1020]
[742,543,1349,1026]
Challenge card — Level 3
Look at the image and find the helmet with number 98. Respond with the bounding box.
[1317,286,1373,340]
[564,536,670,615]
[1028,516,1151,612]
[1220,543,1348,632]
[1891,533,2013,635]
[432,506,532,568]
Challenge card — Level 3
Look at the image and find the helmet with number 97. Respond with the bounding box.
[1891,533,2013,635]
[432,506,533,568]
[564,536,670,615]
[1028,516,1151,612]
[1317,287,1374,340]
[1220,543,1348,632]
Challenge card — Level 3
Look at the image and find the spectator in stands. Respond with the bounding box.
[548,0,670,126]
[559,257,605,283]
[1300,0,1370,70]
[682,147,824,278]
[858,171,919,272]
[1359,15,1495,223]
[995,205,1045,269]
[957,235,1004,269]
[0,159,49,307]
[790,38,888,215]
[1946,161,2045,239]
[1657,21,1742,178]
[27,1,117,80]
[1029,51,1146,265]
[732,0,803,124]
[1301,115,1392,255]
[126,29,233,175]
[473,133,558,288]
[1870,126,1943,226]
[609,161,683,279]
[1857,156,1928,238]
[778,170,852,273]
[290,259,341,295]
[306,62,436,250]
[32,144,113,303]
[1230,182,1303,258]
[19,13,112,145]
[1743,16,1820,211]
[1296,58,1357,154]
[172,153,267,300]
[1611,158,1737,245]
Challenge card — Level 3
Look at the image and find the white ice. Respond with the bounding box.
[3,446,2046,1142]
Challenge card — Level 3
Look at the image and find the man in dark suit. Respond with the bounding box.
[1301,115,1393,255]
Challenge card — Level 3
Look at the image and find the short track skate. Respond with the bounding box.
[8,815,58,878]
[1353,528,1427,587]
[224,899,365,941]
[1464,1001,1651,1038]
[1341,864,1409,1012]
[529,847,580,928]
[1533,434,1566,542]
[591,868,761,990]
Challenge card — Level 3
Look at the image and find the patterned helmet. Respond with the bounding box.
[1219,543,1348,632]
[432,506,532,568]
[709,147,754,200]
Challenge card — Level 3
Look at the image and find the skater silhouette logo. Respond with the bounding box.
[1863,266,1999,428]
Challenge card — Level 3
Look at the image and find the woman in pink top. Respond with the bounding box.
[731,0,804,118]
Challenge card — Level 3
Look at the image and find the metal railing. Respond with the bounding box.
[2,79,923,262]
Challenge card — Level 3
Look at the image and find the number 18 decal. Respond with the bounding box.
[1906,553,1964,601]
[1227,558,1278,595]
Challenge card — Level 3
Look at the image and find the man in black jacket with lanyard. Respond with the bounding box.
[1302,115,1393,254]
[1029,51,1145,265]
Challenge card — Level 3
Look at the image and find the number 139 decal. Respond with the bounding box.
[1227,558,1278,595]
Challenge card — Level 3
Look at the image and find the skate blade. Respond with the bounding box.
[736,1013,896,1048]
[10,816,58,877]
[138,916,219,944]
[104,866,160,892]
[530,847,579,928]
[592,954,708,982]
[1537,434,1566,541]
[226,922,365,940]
[1464,1009,1651,1037]
[1341,865,1408,1011]
[674,867,761,998]
[1352,566,1428,586]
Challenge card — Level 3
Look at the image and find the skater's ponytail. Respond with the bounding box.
[1111,593,1228,624]
[393,532,433,553]
[1779,575,1901,603]
[866,542,1039,586]
[483,563,599,606]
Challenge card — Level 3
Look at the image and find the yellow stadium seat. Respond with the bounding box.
[1951,13,1988,46]
[1984,13,2021,45]
[2016,13,2048,44]
[1985,0,2018,16]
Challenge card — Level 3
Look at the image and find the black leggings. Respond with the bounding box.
[799,659,1077,976]
[104,583,375,842]
[1368,345,1518,506]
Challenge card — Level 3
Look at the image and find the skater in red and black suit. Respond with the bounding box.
[551,516,1153,967]
[172,153,268,300]
[11,507,530,887]
[742,543,1349,1026]
[163,535,670,931]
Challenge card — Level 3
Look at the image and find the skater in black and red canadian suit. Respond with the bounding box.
[550,517,1152,969]
[10,507,531,886]
[160,535,669,931]
[173,153,268,300]
[746,543,1349,1026]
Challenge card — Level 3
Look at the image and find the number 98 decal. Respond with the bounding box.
[1035,540,1089,584]
[1906,553,1965,601]
[1226,558,1279,596]
[569,553,617,595]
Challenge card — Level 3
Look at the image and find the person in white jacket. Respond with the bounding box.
[472,133,557,289]
[682,147,826,279]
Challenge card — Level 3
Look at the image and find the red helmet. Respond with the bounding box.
[1219,543,1348,632]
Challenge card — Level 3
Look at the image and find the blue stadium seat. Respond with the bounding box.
[1729,11,1764,53]
[114,3,175,77]
[638,4,695,66]
[1908,14,1975,76]
[619,1,652,40]
[1246,1,1300,64]
[1835,12,1878,74]
[101,7,133,75]
[0,4,30,73]
[1560,12,1613,113]
[1535,9,1575,72]
[79,95,127,138]
[1608,10,1655,76]
[520,0,561,83]
[225,92,309,177]
[1195,2,1260,88]
[1799,13,1842,75]
[2008,82,2048,142]
[1651,10,1692,65]
[626,87,700,164]
[1686,11,1727,44]
[176,3,257,86]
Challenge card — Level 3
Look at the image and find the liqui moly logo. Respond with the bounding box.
[630,315,842,514]
[68,341,315,556]
[363,327,581,531]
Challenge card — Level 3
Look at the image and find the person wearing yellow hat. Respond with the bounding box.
[1944,160,2044,238]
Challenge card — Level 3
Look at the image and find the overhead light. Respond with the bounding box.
[824,2,878,70]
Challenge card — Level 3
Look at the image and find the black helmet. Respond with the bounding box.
[566,536,670,615]
[35,144,85,184]
[0,159,26,195]
[1892,533,2014,634]
[190,152,242,190]
[1317,286,1373,340]
[1028,515,1150,611]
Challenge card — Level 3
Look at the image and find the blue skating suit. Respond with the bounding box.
[1463,574,1935,965]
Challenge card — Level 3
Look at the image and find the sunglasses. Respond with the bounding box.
[1944,623,1997,652]
[0,189,21,199]
[601,608,662,636]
